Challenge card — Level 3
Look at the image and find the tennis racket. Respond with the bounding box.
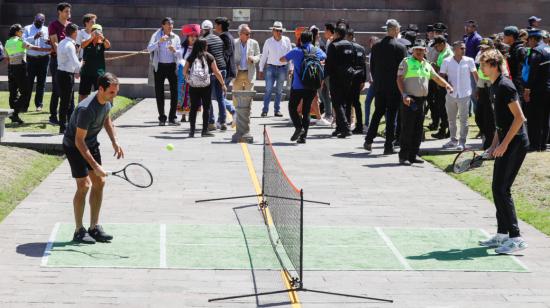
[452,149,492,174]
[108,163,153,188]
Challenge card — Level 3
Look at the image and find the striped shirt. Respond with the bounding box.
[204,33,226,70]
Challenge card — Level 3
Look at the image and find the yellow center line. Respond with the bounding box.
[240,142,301,308]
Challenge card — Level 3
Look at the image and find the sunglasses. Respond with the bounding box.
[274,29,283,33]
[241,32,251,36]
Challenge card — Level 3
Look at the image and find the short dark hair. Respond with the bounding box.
[324,23,335,34]
[57,2,71,12]
[65,23,78,37]
[465,20,478,28]
[300,30,313,44]
[334,26,346,38]
[346,28,355,39]
[161,17,173,25]
[336,19,349,29]
[8,24,23,37]
[452,40,465,48]
[82,13,97,25]
[98,72,119,90]
[214,17,230,32]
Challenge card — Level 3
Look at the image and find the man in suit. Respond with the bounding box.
[233,24,261,92]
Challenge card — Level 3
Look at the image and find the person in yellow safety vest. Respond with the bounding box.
[396,39,453,166]
[430,35,454,139]
[4,24,50,124]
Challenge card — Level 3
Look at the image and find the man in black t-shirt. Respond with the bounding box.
[478,50,529,255]
[63,73,124,244]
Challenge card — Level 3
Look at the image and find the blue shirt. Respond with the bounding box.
[23,24,50,57]
[463,31,482,59]
[239,41,247,70]
[283,43,326,90]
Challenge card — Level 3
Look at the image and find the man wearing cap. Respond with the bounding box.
[523,29,550,151]
[426,23,447,131]
[233,24,260,92]
[259,21,293,117]
[503,26,527,101]
[528,16,542,30]
[147,17,181,126]
[364,19,408,154]
[397,39,453,165]
[431,35,454,139]
[79,24,110,102]
[213,17,237,129]
[23,13,50,112]
[440,41,479,151]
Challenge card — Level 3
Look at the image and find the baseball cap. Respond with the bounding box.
[181,24,201,36]
[479,37,494,48]
[528,16,542,22]
[91,24,102,31]
[503,26,519,37]
[527,29,544,38]
[201,20,213,30]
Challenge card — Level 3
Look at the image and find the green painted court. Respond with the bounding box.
[42,224,528,273]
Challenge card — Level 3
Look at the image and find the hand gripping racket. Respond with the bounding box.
[452,149,492,174]
[108,163,153,188]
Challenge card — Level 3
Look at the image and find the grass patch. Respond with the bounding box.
[0,146,63,222]
[423,152,550,236]
[0,92,138,133]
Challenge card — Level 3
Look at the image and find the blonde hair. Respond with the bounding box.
[480,49,504,72]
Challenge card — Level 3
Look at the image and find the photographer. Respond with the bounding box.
[79,24,110,102]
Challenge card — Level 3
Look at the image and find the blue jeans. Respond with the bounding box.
[262,64,288,113]
[364,84,375,128]
[209,69,235,124]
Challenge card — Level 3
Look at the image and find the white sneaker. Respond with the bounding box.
[479,233,509,248]
[442,140,458,149]
[310,119,318,125]
[495,238,528,254]
[456,144,464,151]
[317,118,331,126]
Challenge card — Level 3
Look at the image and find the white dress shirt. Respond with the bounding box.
[259,36,293,72]
[76,29,91,59]
[23,24,50,57]
[440,56,476,98]
[57,37,81,73]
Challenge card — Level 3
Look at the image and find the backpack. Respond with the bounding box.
[300,46,323,90]
[188,56,211,88]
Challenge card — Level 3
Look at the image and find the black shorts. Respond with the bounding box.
[78,75,99,96]
[63,144,102,178]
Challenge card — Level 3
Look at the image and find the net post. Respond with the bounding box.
[262,125,267,197]
[299,189,304,288]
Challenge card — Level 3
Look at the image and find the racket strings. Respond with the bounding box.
[124,165,153,188]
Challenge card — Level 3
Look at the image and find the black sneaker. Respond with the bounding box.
[291,129,303,141]
[364,142,372,152]
[399,159,412,166]
[73,227,96,244]
[274,111,283,117]
[10,115,24,124]
[331,130,340,137]
[88,225,113,242]
[48,117,59,125]
[159,120,166,126]
[261,112,268,117]
[297,136,306,144]
[410,156,425,164]
[337,130,352,138]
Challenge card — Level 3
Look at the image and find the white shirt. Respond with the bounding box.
[259,36,293,72]
[440,56,476,98]
[23,24,50,57]
[76,29,91,59]
[57,37,81,73]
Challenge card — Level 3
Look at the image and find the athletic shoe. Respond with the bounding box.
[159,120,166,126]
[168,120,181,126]
[383,148,396,155]
[220,124,227,131]
[88,225,113,242]
[202,131,215,137]
[261,112,268,117]
[399,159,412,166]
[331,130,340,137]
[48,117,59,125]
[456,144,465,151]
[323,115,333,123]
[291,129,303,141]
[207,123,217,131]
[495,238,528,254]
[410,156,425,164]
[317,118,331,126]
[364,142,372,153]
[9,115,24,124]
[442,140,458,149]
[274,111,283,117]
[36,106,43,112]
[297,136,306,144]
[188,130,195,138]
[337,131,352,138]
[73,227,96,244]
[479,233,509,248]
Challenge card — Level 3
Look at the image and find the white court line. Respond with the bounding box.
[479,228,529,271]
[41,222,61,267]
[160,224,167,268]
[375,227,413,270]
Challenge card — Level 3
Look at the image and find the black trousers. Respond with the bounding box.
[477,87,495,150]
[365,91,399,150]
[27,55,49,109]
[330,85,352,133]
[346,83,363,130]
[435,85,448,131]
[8,63,30,117]
[188,85,212,133]
[289,88,316,137]
[426,80,439,126]
[399,96,425,161]
[492,133,529,238]
[57,70,75,130]
[49,56,60,120]
[526,91,550,151]
[154,63,178,122]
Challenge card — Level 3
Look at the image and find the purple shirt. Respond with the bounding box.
[48,20,68,55]
[463,31,482,59]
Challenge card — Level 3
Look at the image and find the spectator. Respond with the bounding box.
[364,35,380,130]
[76,13,96,61]
[502,26,527,99]
[23,13,50,112]
[79,24,110,102]
[364,19,408,154]
[318,22,335,122]
[280,30,326,144]
[431,35,454,139]
[259,21,293,117]
[48,2,72,125]
[147,17,181,126]
[233,24,260,92]
[346,28,367,135]
[463,20,482,59]
[213,17,237,128]
[439,41,479,150]
[527,16,542,30]
[57,23,81,134]
[176,24,200,122]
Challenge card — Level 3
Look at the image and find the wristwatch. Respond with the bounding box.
[402,93,409,99]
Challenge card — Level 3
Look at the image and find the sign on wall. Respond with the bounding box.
[233,9,251,22]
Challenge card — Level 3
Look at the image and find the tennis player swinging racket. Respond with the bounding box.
[62,73,124,244]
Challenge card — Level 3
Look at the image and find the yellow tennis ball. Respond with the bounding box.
[166,143,175,151]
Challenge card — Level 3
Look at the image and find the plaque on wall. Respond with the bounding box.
[233,9,251,22]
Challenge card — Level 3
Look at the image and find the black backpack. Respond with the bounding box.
[300,46,323,90]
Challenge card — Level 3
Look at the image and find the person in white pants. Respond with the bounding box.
[439,41,478,150]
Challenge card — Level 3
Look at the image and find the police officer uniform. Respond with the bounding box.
[349,40,367,134]
[5,35,30,124]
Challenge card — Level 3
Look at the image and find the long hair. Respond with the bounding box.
[187,37,208,68]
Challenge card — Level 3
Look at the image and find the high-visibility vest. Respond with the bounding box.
[478,67,490,81]
[5,36,25,64]
[404,56,432,79]
[436,47,453,67]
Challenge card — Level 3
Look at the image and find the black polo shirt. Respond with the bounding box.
[490,74,528,144]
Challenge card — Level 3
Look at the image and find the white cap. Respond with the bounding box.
[201,20,213,30]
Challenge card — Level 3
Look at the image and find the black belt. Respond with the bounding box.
[27,54,49,58]
[268,64,287,67]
